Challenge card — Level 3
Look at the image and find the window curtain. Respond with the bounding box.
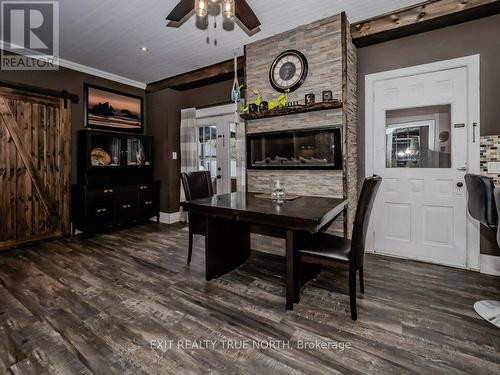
[180,108,197,221]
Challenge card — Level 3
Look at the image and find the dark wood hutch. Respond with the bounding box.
[71,129,160,233]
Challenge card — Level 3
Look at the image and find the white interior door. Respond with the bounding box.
[371,67,470,268]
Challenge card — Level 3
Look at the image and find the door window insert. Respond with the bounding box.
[385,105,452,168]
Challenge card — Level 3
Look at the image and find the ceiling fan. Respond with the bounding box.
[166,0,261,36]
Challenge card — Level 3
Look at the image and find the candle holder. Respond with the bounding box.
[271,181,286,203]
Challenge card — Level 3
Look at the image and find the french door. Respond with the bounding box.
[370,67,473,268]
[197,114,236,194]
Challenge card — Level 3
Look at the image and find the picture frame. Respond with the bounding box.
[84,84,144,133]
[322,90,333,102]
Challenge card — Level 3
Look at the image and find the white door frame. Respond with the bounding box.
[365,55,481,270]
[196,103,236,119]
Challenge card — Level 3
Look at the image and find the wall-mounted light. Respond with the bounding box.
[222,0,235,19]
[195,0,208,17]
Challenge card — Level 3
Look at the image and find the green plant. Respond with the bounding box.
[252,88,264,106]
[268,89,290,110]
[240,87,266,113]
[239,88,290,113]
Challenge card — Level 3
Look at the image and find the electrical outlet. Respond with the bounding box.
[172,152,178,160]
[487,162,500,174]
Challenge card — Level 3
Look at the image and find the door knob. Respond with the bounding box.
[217,175,222,179]
[457,182,464,188]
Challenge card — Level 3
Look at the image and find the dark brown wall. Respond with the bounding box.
[146,79,233,213]
[358,14,500,181]
[0,66,145,184]
[146,88,179,213]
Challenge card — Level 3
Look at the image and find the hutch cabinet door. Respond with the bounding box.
[0,88,71,250]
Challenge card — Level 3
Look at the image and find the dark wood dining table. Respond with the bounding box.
[182,192,348,310]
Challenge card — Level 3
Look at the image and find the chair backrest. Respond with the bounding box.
[495,188,500,247]
[350,175,382,268]
[464,174,498,229]
[180,171,215,201]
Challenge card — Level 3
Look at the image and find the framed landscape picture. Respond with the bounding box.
[84,84,144,133]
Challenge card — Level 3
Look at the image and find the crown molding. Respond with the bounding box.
[0,40,146,90]
[57,58,146,89]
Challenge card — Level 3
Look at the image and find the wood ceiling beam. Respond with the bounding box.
[146,57,244,93]
[351,0,500,47]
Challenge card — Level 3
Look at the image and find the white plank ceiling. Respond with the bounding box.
[59,0,423,84]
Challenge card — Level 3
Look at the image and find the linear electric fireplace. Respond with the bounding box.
[247,127,342,170]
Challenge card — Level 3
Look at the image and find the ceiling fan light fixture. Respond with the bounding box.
[166,0,260,37]
[195,0,209,17]
[222,0,235,19]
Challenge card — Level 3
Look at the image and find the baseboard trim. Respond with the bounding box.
[480,255,500,276]
[366,249,480,271]
[153,212,182,225]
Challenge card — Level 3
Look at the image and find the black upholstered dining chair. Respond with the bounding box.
[296,175,382,320]
[180,171,215,265]
[464,174,500,328]
[464,174,498,230]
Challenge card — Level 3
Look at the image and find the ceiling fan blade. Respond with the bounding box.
[234,18,261,37]
[235,0,261,32]
[166,0,195,22]
[167,9,195,28]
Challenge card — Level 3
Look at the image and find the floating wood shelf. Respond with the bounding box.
[239,100,343,121]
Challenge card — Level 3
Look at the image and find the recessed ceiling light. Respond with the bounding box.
[139,46,150,52]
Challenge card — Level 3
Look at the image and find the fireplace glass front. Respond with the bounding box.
[247,127,342,170]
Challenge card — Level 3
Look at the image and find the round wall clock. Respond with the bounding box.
[269,50,308,93]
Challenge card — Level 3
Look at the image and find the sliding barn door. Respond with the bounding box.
[0,88,71,250]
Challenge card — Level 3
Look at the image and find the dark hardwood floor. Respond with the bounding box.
[0,223,499,374]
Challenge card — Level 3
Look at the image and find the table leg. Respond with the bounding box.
[286,230,297,310]
[205,216,251,281]
[295,263,321,304]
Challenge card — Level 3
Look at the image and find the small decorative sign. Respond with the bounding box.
[305,93,315,105]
